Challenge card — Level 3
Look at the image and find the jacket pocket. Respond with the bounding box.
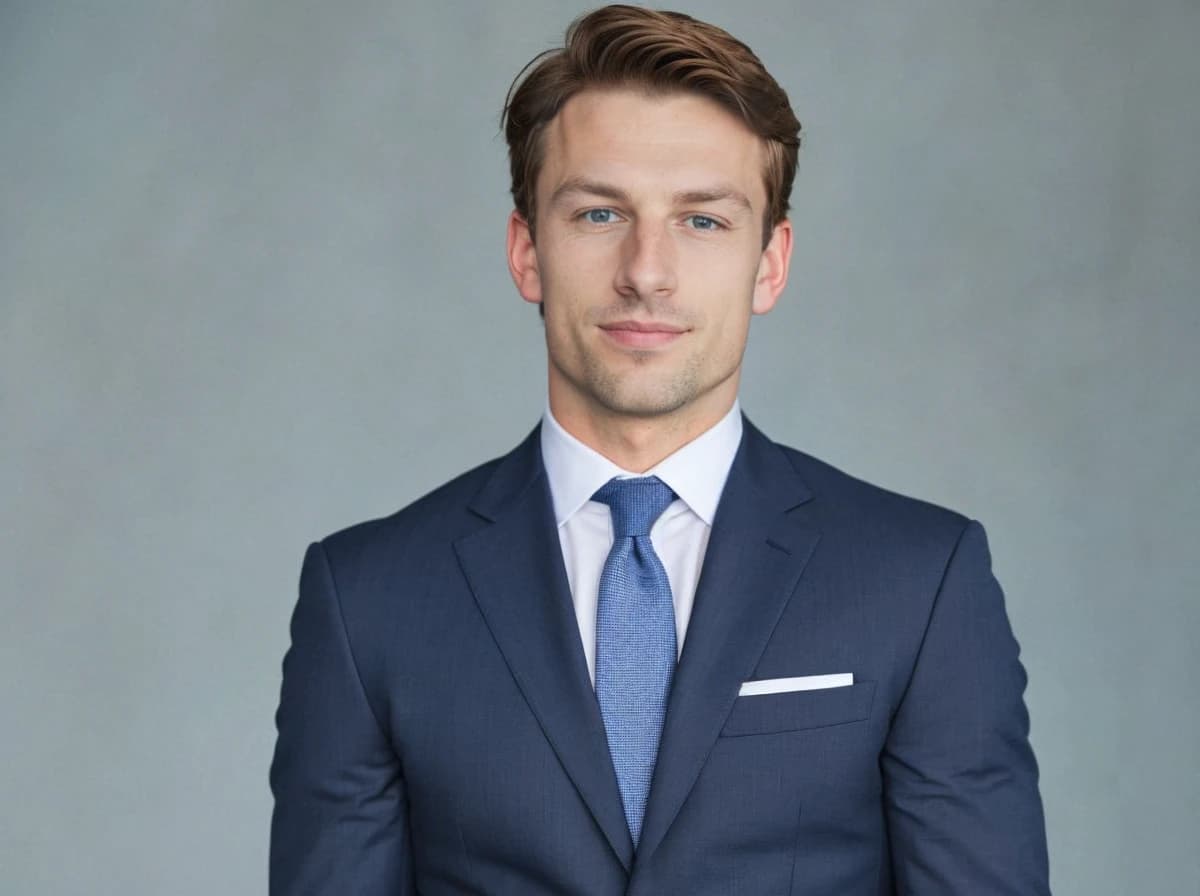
[719,680,876,737]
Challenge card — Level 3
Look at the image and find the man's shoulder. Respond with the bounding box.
[314,450,510,570]
[311,425,981,571]
[770,437,973,546]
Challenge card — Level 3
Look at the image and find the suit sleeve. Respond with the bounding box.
[882,520,1051,894]
[269,542,416,895]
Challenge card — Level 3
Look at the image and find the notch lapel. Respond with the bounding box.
[635,419,821,865]
[453,427,635,871]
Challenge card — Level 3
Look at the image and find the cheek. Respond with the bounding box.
[539,238,613,303]
[678,246,760,316]
[538,256,596,351]
[711,311,752,360]
[678,227,761,271]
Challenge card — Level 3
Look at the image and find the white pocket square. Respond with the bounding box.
[738,673,853,697]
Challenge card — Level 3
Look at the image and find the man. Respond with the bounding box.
[269,6,1050,894]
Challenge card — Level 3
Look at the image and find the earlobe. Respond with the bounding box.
[506,211,542,305]
[751,219,793,315]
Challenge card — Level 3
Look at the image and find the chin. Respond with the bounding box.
[589,381,701,419]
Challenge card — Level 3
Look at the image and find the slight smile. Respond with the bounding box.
[598,321,689,349]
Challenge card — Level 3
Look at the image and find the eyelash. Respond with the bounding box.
[581,208,619,225]
[686,215,723,231]
[576,209,726,231]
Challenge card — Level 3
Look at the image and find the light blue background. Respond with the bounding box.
[3,2,1197,893]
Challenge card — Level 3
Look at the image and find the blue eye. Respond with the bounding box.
[584,208,617,224]
[687,215,721,231]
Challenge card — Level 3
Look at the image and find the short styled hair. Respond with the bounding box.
[502,4,802,247]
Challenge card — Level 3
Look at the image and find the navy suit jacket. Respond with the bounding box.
[269,418,1050,894]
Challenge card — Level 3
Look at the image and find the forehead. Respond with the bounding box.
[537,88,767,210]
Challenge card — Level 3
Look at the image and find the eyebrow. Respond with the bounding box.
[673,188,753,213]
[549,178,631,207]
[549,177,753,213]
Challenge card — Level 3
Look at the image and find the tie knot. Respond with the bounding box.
[592,476,676,538]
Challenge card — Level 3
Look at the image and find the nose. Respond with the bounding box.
[614,221,677,300]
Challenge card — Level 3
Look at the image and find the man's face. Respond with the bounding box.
[507,88,791,426]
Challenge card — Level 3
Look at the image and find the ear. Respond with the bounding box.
[751,218,793,315]
[506,210,542,305]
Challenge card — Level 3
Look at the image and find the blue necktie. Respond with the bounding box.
[592,475,677,846]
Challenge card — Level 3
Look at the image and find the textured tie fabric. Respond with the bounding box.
[592,475,678,847]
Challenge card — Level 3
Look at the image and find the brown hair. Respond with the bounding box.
[502,4,801,247]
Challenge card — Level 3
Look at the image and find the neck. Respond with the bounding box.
[548,381,738,473]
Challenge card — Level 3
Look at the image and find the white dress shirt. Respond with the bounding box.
[539,401,743,685]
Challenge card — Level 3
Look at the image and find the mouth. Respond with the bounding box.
[598,320,689,350]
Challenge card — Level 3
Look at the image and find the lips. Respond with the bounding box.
[598,320,688,349]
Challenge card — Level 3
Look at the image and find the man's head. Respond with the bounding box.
[503,6,801,435]
[503,5,801,246]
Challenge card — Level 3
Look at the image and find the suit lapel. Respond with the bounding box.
[453,427,635,871]
[635,418,821,865]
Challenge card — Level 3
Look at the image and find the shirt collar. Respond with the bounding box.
[540,400,743,527]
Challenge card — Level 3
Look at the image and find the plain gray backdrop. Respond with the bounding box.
[3,1,1197,893]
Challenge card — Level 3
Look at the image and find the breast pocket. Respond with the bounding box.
[719,680,876,737]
